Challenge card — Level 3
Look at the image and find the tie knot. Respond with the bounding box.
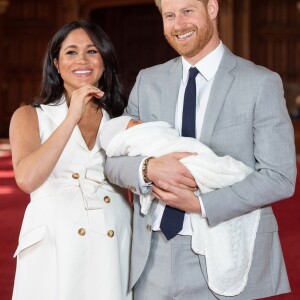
[189,67,199,79]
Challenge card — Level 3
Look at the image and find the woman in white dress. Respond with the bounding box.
[9,20,132,300]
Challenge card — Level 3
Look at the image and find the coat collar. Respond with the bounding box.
[160,57,182,127]
[200,47,237,147]
[40,98,68,127]
[160,46,236,141]
[40,97,107,152]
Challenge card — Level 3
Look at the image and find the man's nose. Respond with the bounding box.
[173,15,186,30]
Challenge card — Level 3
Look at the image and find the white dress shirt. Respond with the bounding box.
[141,42,225,235]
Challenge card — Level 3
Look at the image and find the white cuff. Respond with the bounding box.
[198,195,206,218]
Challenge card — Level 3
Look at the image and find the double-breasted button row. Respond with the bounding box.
[77,228,114,238]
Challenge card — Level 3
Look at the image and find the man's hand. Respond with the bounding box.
[147,152,197,190]
[152,180,201,213]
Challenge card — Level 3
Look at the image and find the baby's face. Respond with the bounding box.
[126,119,142,129]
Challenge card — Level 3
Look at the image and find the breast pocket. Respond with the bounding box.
[211,115,253,157]
[214,113,247,130]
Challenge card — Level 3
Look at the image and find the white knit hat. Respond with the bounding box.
[100,115,133,151]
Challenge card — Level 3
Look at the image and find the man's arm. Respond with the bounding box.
[104,71,144,194]
[202,71,296,226]
[105,156,145,195]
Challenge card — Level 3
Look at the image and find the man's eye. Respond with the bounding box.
[164,14,174,20]
[183,9,193,14]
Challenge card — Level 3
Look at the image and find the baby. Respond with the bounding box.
[100,116,253,198]
[100,116,261,295]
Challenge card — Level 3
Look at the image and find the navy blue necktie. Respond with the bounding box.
[160,67,199,240]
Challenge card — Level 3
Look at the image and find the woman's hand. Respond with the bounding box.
[67,85,104,124]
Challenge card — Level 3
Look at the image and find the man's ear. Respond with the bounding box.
[207,0,219,20]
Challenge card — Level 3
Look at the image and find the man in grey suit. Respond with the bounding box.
[105,0,297,299]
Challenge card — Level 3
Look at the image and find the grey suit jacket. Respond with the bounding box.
[105,47,297,299]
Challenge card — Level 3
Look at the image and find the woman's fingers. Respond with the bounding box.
[67,85,104,123]
[73,85,104,102]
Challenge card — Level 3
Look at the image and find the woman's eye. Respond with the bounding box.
[88,49,98,54]
[66,50,77,55]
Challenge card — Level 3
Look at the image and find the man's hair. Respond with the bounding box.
[154,0,208,11]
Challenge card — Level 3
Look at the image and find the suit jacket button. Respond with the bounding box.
[146,225,152,231]
[104,196,110,203]
[78,228,86,236]
[72,172,80,179]
[107,230,114,238]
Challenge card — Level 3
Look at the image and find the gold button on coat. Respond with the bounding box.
[72,173,80,179]
[107,230,114,238]
[104,196,110,203]
[146,225,152,231]
[78,228,86,236]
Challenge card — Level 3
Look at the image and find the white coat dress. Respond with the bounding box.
[12,101,133,300]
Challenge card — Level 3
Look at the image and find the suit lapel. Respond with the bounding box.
[40,100,68,127]
[40,99,89,151]
[200,47,236,147]
[160,58,182,127]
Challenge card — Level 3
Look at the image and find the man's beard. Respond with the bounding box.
[164,18,214,58]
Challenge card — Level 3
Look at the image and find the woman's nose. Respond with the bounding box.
[76,53,88,63]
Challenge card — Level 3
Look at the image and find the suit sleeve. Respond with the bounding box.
[105,71,148,194]
[202,71,296,226]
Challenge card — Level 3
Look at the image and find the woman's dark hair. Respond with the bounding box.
[33,20,126,118]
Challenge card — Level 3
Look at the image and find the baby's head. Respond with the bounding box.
[100,115,141,151]
[126,119,142,129]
